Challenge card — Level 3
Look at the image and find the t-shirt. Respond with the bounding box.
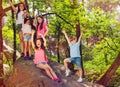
[69,42,81,57]
[16,11,24,24]
[37,22,47,38]
[34,48,48,64]
[22,24,32,34]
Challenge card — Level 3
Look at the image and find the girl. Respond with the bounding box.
[31,33,60,82]
[33,15,48,39]
[22,17,32,59]
[8,0,28,57]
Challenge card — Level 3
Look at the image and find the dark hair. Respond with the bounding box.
[37,15,44,30]
[24,17,31,24]
[35,38,45,50]
[16,3,27,19]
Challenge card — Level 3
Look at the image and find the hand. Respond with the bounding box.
[62,30,66,34]
[39,33,44,37]
[82,29,86,33]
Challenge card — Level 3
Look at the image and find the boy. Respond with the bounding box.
[62,30,83,82]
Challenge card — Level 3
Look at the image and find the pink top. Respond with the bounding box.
[37,22,47,38]
[34,48,48,64]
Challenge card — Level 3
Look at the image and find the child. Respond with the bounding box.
[62,30,83,82]
[22,17,32,59]
[31,33,60,82]
[33,15,48,38]
[8,0,28,57]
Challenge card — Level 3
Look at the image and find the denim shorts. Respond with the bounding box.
[35,62,47,67]
[69,57,81,67]
[23,35,31,41]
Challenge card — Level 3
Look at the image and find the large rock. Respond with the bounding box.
[5,58,104,87]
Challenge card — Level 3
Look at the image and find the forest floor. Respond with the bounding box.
[5,58,105,87]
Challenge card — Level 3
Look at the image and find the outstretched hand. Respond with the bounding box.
[62,30,66,34]
[81,29,86,33]
[39,33,44,37]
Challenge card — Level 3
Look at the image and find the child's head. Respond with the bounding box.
[36,15,44,30]
[18,3,26,11]
[24,17,31,24]
[35,38,45,49]
[69,36,77,43]
[37,15,44,24]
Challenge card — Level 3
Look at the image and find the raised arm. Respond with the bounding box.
[8,0,17,13]
[40,34,46,47]
[31,30,35,49]
[62,30,70,44]
[33,16,37,28]
[78,32,83,43]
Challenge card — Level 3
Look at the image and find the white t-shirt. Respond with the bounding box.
[16,11,24,24]
[22,24,32,34]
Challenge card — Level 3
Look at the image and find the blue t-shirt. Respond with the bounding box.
[69,42,81,57]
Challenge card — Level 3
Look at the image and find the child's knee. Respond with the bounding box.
[77,67,82,71]
[64,58,69,63]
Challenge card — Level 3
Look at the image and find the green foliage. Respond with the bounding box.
[2,0,120,86]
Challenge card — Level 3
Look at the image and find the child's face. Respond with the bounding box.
[19,4,24,11]
[36,40,41,48]
[26,20,31,24]
[37,17,43,23]
[70,38,77,44]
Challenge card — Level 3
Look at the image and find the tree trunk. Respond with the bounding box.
[11,7,16,63]
[0,0,5,86]
[0,17,4,87]
[97,52,120,86]
[76,23,84,77]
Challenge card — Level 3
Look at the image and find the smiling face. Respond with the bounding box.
[36,39,41,48]
[19,3,24,11]
[69,36,77,44]
[37,16,43,24]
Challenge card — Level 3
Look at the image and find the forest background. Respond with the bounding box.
[2,0,120,87]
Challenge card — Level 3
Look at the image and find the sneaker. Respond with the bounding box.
[52,78,63,84]
[65,69,71,77]
[28,56,33,60]
[77,77,83,82]
[24,56,28,60]
[20,53,24,58]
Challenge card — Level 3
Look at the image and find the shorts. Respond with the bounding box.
[69,57,81,67]
[35,62,47,67]
[23,35,31,41]
[16,24,22,32]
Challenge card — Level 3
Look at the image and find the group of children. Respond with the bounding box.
[8,0,84,83]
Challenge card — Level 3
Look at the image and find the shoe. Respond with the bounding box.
[24,56,28,60]
[20,53,24,58]
[28,56,33,60]
[77,77,83,82]
[65,69,71,77]
[52,78,63,84]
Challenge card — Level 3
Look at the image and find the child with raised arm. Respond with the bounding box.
[8,0,28,57]
[33,15,48,38]
[31,33,61,82]
[62,30,84,82]
[22,17,32,59]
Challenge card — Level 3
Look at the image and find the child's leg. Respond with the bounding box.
[46,64,58,79]
[77,67,83,78]
[37,63,54,79]
[24,40,27,56]
[18,31,24,53]
[28,41,31,56]
[64,58,71,70]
